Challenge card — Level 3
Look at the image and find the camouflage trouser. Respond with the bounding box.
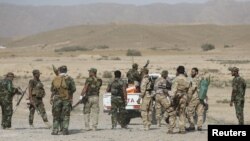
[0,100,13,129]
[155,97,166,126]
[187,98,204,128]
[111,96,126,128]
[140,96,153,128]
[83,95,99,129]
[174,94,187,132]
[52,98,71,133]
[29,96,48,125]
[234,100,244,125]
[155,94,175,131]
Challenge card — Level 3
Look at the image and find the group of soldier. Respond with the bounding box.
[0,62,247,135]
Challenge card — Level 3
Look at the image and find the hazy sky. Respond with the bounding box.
[0,0,211,6]
[0,0,249,6]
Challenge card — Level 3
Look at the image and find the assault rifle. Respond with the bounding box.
[13,87,28,113]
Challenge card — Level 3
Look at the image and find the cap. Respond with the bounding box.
[5,72,15,77]
[132,63,138,68]
[88,68,97,73]
[228,67,239,72]
[32,69,41,74]
[59,65,67,72]
[161,70,168,76]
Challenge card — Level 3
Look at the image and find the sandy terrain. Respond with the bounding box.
[0,24,250,141]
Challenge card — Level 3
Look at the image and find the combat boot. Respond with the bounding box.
[167,130,174,134]
[62,129,69,135]
[51,130,58,135]
[186,126,195,131]
[44,122,52,129]
[197,127,202,131]
[29,124,35,128]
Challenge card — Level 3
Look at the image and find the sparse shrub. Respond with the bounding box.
[201,43,215,51]
[55,46,91,52]
[34,58,43,61]
[110,57,121,60]
[102,71,112,78]
[216,99,230,104]
[95,45,109,49]
[126,49,142,56]
[97,56,108,60]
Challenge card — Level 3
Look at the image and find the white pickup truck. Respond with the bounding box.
[103,73,162,124]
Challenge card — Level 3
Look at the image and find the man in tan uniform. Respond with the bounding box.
[170,66,190,134]
[154,70,171,127]
[154,70,176,133]
[186,68,204,131]
[138,68,153,130]
[81,68,102,131]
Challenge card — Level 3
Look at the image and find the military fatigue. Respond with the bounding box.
[0,79,16,129]
[83,76,102,130]
[154,77,175,130]
[140,75,153,130]
[51,74,76,134]
[171,74,190,132]
[187,75,204,129]
[127,69,140,84]
[28,79,48,125]
[231,76,246,125]
[107,78,127,128]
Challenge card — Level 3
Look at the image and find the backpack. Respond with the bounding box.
[52,76,69,99]
[198,79,209,100]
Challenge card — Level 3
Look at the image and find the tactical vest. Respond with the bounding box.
[86,77,102,96]
[31,79,45,98]
[110,79,124,97]
[52,76,69,100]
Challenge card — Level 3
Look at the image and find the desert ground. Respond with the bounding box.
[0,24,250,141]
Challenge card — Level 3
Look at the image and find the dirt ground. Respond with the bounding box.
[0,50,249,141]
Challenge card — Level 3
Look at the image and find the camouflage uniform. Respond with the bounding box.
[171,74,190,133]
[186,75,204,130]
[230,68,246,125]
[51,73,76,134]
[127,63,141,84]
[29,70,48,125]
[83,76,102,130]
[0,73,16,129]
[154,77,175,131]
[140,74,153,130]
[107,78,127,128]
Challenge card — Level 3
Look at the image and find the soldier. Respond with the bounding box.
[81,68,102,131]
[153,70,175,133]
[138,68,153,131]
[28,69,51,128]
[170,66,190,134]
[106,70,128,129]
[186,68,204,131]
[50,66,76,135]
[127,63,141,85]
[0,72,18,129]
[229,67,246,125]
[154,70,171,127]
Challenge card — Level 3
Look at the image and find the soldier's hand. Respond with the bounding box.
[50,99,53,105]
[137,98,141,104]
[230,102,233,107]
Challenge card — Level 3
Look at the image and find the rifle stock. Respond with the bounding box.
[14,87,28,113]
